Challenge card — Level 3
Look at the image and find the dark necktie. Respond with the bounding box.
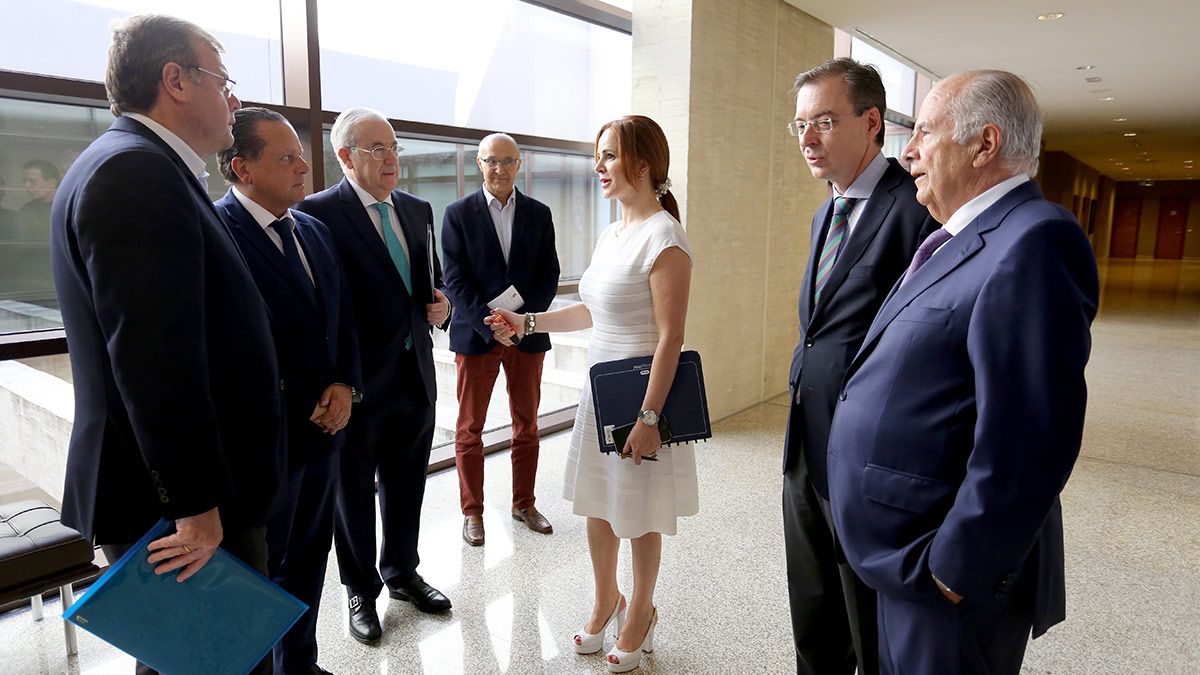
[813,197,855,305]
[900,227,954,287]
[269,217,317,305]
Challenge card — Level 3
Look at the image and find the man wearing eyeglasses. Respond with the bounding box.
[440,133,561,547]
[50,14,282,673]
[298,107,452,645]
[782,57,935,675]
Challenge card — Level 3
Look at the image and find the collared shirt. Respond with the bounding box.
[832,151,890,238]
[346,175,410,260]
[932,174,1031,259]
[231,185,313,281]
[482,183,517,263]
[123,112,210,187]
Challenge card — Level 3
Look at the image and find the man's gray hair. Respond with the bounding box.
[478,132,520,157]
[330,107,390,158]
[105,14,223,117]
[946,69,1043,177]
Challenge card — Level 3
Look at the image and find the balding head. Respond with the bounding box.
[477,132,522,202]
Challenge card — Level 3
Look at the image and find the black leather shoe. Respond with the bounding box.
[347,594,381,643]
[388,575,452,613]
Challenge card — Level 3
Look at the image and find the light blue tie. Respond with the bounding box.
[373,202,414,350]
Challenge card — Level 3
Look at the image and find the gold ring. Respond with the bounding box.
[183,544,192,553]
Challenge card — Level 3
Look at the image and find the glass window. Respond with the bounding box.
[318,0,631,142]
[0,2,284,105]
[850,38,916,118]
[0,97,116,334]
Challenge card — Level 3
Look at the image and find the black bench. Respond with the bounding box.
[0,500,99,656]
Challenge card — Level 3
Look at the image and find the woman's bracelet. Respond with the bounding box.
[524,312,537,336]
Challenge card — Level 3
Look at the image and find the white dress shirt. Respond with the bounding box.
[231,185,314,282]
[346,176,410,261]
[123,112,209,186]
[832,151,890,238]
[483,183,517,263]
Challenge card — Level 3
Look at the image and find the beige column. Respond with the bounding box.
[632,0,833,418]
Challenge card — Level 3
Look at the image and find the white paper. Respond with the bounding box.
[486,285,525,312]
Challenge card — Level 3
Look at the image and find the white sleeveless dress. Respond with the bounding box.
[562,210,699,539]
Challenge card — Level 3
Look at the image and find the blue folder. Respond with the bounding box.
[590,350,712,454]
[63,519,306,675]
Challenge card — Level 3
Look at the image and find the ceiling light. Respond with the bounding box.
[1121,167,1131,171]
[1086,77,1103,83]
[1075,65,1095,70]
[1038,12,1065,21]
[1114,162,1125,165]
[1112,117,1128,122]
[1123,132,1138,137]
[1185,159,1195,164]
[1090,89,1111,93]
[1099,97,1116,102]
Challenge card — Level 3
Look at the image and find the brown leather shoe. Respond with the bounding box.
[463,515,484,546]
[512,506,553,534]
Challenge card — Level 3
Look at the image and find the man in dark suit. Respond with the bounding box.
[50,17,283,673]
[298,107,453,644]
[442,133,560,547]
[215,107,361,675]
[783,57,935,675]
[827,69,1099,674]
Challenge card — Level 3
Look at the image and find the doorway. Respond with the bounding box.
[1154,197,1189,259]
[1110,197,1141,258]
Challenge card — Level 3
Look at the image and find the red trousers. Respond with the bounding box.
[454,346,545,515]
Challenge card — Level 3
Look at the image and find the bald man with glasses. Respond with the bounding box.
[441,133,561,547]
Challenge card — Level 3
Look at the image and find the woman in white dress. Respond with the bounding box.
[487,115,695,672]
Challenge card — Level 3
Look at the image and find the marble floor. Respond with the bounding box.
[1,258,1197,674]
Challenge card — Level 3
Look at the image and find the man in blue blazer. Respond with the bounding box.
[442,133,560,546]
[50,15,283,592]
[783,58,936,675]
[827,70,1100,674]
[297,107,453,644]
[215,107,362,675]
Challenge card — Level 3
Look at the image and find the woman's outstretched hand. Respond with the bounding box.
[484,308,523,346]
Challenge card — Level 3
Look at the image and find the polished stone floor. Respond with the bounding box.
[1,258,1197,673]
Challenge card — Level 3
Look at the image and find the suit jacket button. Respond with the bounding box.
[280,379,286,391]
[804,337,814,348]
[839,390,847,401]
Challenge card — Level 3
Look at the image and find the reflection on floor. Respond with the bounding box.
[1,258,1197,673]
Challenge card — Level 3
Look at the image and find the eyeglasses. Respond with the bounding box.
[479,157,520,168]
[186,65,236,97]
[350,144,404,160]
[786,112,860,136]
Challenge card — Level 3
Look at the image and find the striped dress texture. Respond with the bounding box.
[562,210,699,539]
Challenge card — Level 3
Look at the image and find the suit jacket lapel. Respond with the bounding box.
[393,189,430,303]
[799,197,833,328]
[291,217,329,314]
[337,178,409,295]
[472,188,507,266]
[507,189,530,275]
[221,192,321,313]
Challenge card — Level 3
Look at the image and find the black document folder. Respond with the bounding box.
[63,519,307,675]
[590,350,711,454]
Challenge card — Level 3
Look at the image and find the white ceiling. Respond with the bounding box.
[783,0,1200,181]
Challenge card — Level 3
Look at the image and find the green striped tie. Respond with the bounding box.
[374,202,413,350]
[813,197,855,305]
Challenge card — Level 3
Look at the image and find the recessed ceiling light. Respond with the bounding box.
[1123,132,1138,137]
[1076,65,1096,70]
[1185,159,1195,164]
[1090,89,1111,93]
[1121,167,1131,171]
[1112,117,1128,122]
[1114,162,1125,165]
[1038,12,1065,21]
[1086,77,1103,83]
[1099,96,1116,102]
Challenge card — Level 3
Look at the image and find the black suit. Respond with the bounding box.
[783,157,935,674]
[49,119,285,659]
[216,189,361,673]
[297,178,445,597]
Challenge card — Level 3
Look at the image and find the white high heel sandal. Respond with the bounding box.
[605,607,656,672]
[573,596,627,654]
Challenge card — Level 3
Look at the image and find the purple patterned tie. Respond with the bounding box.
[900,227,953,287]
[813,197,855,304]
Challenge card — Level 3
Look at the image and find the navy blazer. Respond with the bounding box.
[50,116,284,543]
[441,187,560,355]
[826,180,1099,637]
[215,189,362,468]
[784,158,935,495]
[297,178,445,408]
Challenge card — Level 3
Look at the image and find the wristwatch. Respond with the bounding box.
[349,386,364,404]
[637,408,659,427]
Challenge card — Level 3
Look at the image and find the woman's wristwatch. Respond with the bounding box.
[524,312,537,336]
